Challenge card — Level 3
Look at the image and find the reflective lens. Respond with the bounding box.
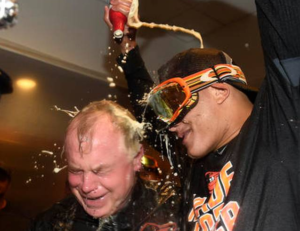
[141,155,158,168]
[148,82,187,123]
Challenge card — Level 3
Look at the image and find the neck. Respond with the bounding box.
[216,126,241,150]
[217,101,253,150]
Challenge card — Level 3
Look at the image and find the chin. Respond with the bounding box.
[187,149,207,159]
[85,207,108,218]
[187,153,199,159]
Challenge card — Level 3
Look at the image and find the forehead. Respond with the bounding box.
[65,114,128,162]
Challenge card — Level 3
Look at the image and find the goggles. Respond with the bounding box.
[147,64,247,126]
[141,155,159,169]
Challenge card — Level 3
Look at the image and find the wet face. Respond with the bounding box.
[169,88,226,159]
[65,114,142,218]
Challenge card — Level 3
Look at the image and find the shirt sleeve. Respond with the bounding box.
[117,46,154,122]
[256,0,300,90]
[255,0,299,163]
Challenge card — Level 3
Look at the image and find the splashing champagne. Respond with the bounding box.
[109,0,203,47]
[127,0,204,48]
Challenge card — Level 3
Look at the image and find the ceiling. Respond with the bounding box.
[0,0,266,219]
[0,0,265,88]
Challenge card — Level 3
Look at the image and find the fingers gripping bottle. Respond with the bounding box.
[109,7,127,39]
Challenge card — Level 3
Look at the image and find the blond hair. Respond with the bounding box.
[65,100,144,158]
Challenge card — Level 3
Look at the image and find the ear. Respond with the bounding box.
[133,145,144,172]
[210,83,230,104]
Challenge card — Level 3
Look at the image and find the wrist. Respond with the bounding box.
[121,40,137,54]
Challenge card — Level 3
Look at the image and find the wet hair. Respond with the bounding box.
[65,100,144,158]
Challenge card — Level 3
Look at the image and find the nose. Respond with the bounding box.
[169,123,182,137]
[169,125,178,133]
[81,172,99,194]
[169,119,188,137]
[169,121,183,133]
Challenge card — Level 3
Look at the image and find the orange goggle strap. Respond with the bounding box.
[174,64,246,123]
[183,64,247,94]
[151,64,246,96]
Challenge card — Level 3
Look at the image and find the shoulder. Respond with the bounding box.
[29,195,78,231]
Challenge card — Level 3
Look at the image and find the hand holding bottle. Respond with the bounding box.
[110,0,132,16]
[104,3,137,54]
[107,0,133,39]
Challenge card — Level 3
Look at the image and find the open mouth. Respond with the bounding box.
[87,197,102,201]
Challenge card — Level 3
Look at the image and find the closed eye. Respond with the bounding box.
[68,168,83,175]
[92,167,111,176]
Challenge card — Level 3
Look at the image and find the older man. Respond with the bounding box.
[30,100,179,231]
[105,0,300,230]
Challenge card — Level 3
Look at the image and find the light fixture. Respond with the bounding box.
[16,78,37,90]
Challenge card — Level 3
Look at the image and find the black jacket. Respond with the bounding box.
[29,179,180,231]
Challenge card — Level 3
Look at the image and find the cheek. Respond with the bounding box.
[100,173,124,190]
[192,110,215,135]
[68,174,81,188]
[105,168,135,192]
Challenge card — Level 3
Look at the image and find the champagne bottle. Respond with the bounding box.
[109,8,127,39]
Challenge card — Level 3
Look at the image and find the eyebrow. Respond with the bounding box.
[67,165,81,171]
[67,163,110,172]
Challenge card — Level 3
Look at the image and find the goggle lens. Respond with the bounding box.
[148,82,187,123]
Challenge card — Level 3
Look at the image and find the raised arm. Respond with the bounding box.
[254,0,299,162]
[103,2,191,190]
[104,4,154,122]
[256,0,300,93]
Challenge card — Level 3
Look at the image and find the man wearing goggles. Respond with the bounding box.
[105,0,300,230]
[144,48,256,161]
[147,63,253,128]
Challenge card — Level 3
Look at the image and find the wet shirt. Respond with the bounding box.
[28,179,179,231]
[118,0,300,230]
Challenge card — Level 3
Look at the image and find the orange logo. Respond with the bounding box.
[205,172,220,194]
[188,161,240,231]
